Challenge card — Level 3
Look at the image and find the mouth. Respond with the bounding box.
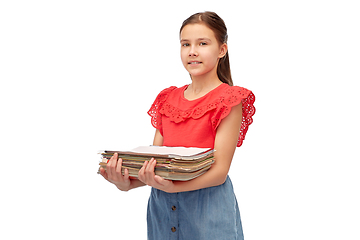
[188,61,202,65]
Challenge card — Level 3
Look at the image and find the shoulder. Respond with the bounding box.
[220,84,254,101]
[154,85,187,98]
[149,85,187,111]
[210,84,255,107]
[156,85,178,97]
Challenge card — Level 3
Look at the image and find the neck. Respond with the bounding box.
[189,68,222,94]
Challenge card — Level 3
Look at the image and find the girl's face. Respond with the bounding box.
[180,23,227,78]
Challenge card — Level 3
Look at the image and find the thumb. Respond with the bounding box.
[154,175,169,186]
[99,167,109,180]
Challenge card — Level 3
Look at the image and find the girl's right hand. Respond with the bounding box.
[99,153,131,191]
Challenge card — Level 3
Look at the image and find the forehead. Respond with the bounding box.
[180,23,216,40]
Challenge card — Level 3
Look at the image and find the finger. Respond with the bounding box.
[138,161,148,183]
[144,159,157,184]
[113,153,119,160]
[123,168,130,180]
[155,174,173,187]
[107,153,118,179]
[107,153,116,169]
[154,175,166,186]
[109,152,118,163]
[145,158,156,172]
[147,159,157,176]
[116,157,123,176]
[118,158,130,183]
[152,159,157,175]
[143,159,151,177]
[140,161,147,175]
[99,167,108,180]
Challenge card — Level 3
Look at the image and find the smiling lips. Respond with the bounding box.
[188,61,202,65]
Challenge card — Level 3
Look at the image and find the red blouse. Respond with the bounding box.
[148,83,255,148]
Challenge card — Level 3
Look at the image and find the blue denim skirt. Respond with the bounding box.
[147,176,244,240]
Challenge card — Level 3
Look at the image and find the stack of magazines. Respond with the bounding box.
[98,146,215,181]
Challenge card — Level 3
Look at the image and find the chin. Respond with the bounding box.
[187,69,205,76]
[188,70,211,78]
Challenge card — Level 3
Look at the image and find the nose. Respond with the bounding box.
[189,46,198,57]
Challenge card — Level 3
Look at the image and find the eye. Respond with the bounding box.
[182,43,190,47]
[200,42,207,46]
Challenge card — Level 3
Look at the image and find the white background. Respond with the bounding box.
[1,0,359,239]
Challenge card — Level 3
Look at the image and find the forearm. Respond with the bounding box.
[170,164,229,193]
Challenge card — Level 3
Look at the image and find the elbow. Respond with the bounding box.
[212,169,229,187]
[207,162,230,187]
[218,174,228,186]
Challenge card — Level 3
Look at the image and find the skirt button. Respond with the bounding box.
[171,227,176,232]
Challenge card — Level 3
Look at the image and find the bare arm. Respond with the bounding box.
[138,103,243,193]
[152,129,164,146]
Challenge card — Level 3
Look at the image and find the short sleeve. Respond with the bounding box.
[147,86,177,135]
[211,86,256,147]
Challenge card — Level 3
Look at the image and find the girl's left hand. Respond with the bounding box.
[138,158,175,193]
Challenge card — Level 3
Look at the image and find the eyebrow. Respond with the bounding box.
[180,38,212,42]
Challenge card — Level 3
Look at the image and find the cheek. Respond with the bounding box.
[180,49,188,65]
[201,50,219,66]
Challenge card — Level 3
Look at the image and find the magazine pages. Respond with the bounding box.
[98,146,215,181]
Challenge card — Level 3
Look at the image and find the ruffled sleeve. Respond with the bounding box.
[211,86,256,147]
[147,86,177,135]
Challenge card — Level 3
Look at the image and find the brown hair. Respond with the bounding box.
[180,11,233,86]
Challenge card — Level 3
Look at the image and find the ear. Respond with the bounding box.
[218,43,228,58]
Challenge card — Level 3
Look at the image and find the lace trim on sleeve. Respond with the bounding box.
[211,87,256,147]
[238,91,255,146]
[147,86,177,132]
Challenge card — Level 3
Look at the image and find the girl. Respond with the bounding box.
[100,11,255,240]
